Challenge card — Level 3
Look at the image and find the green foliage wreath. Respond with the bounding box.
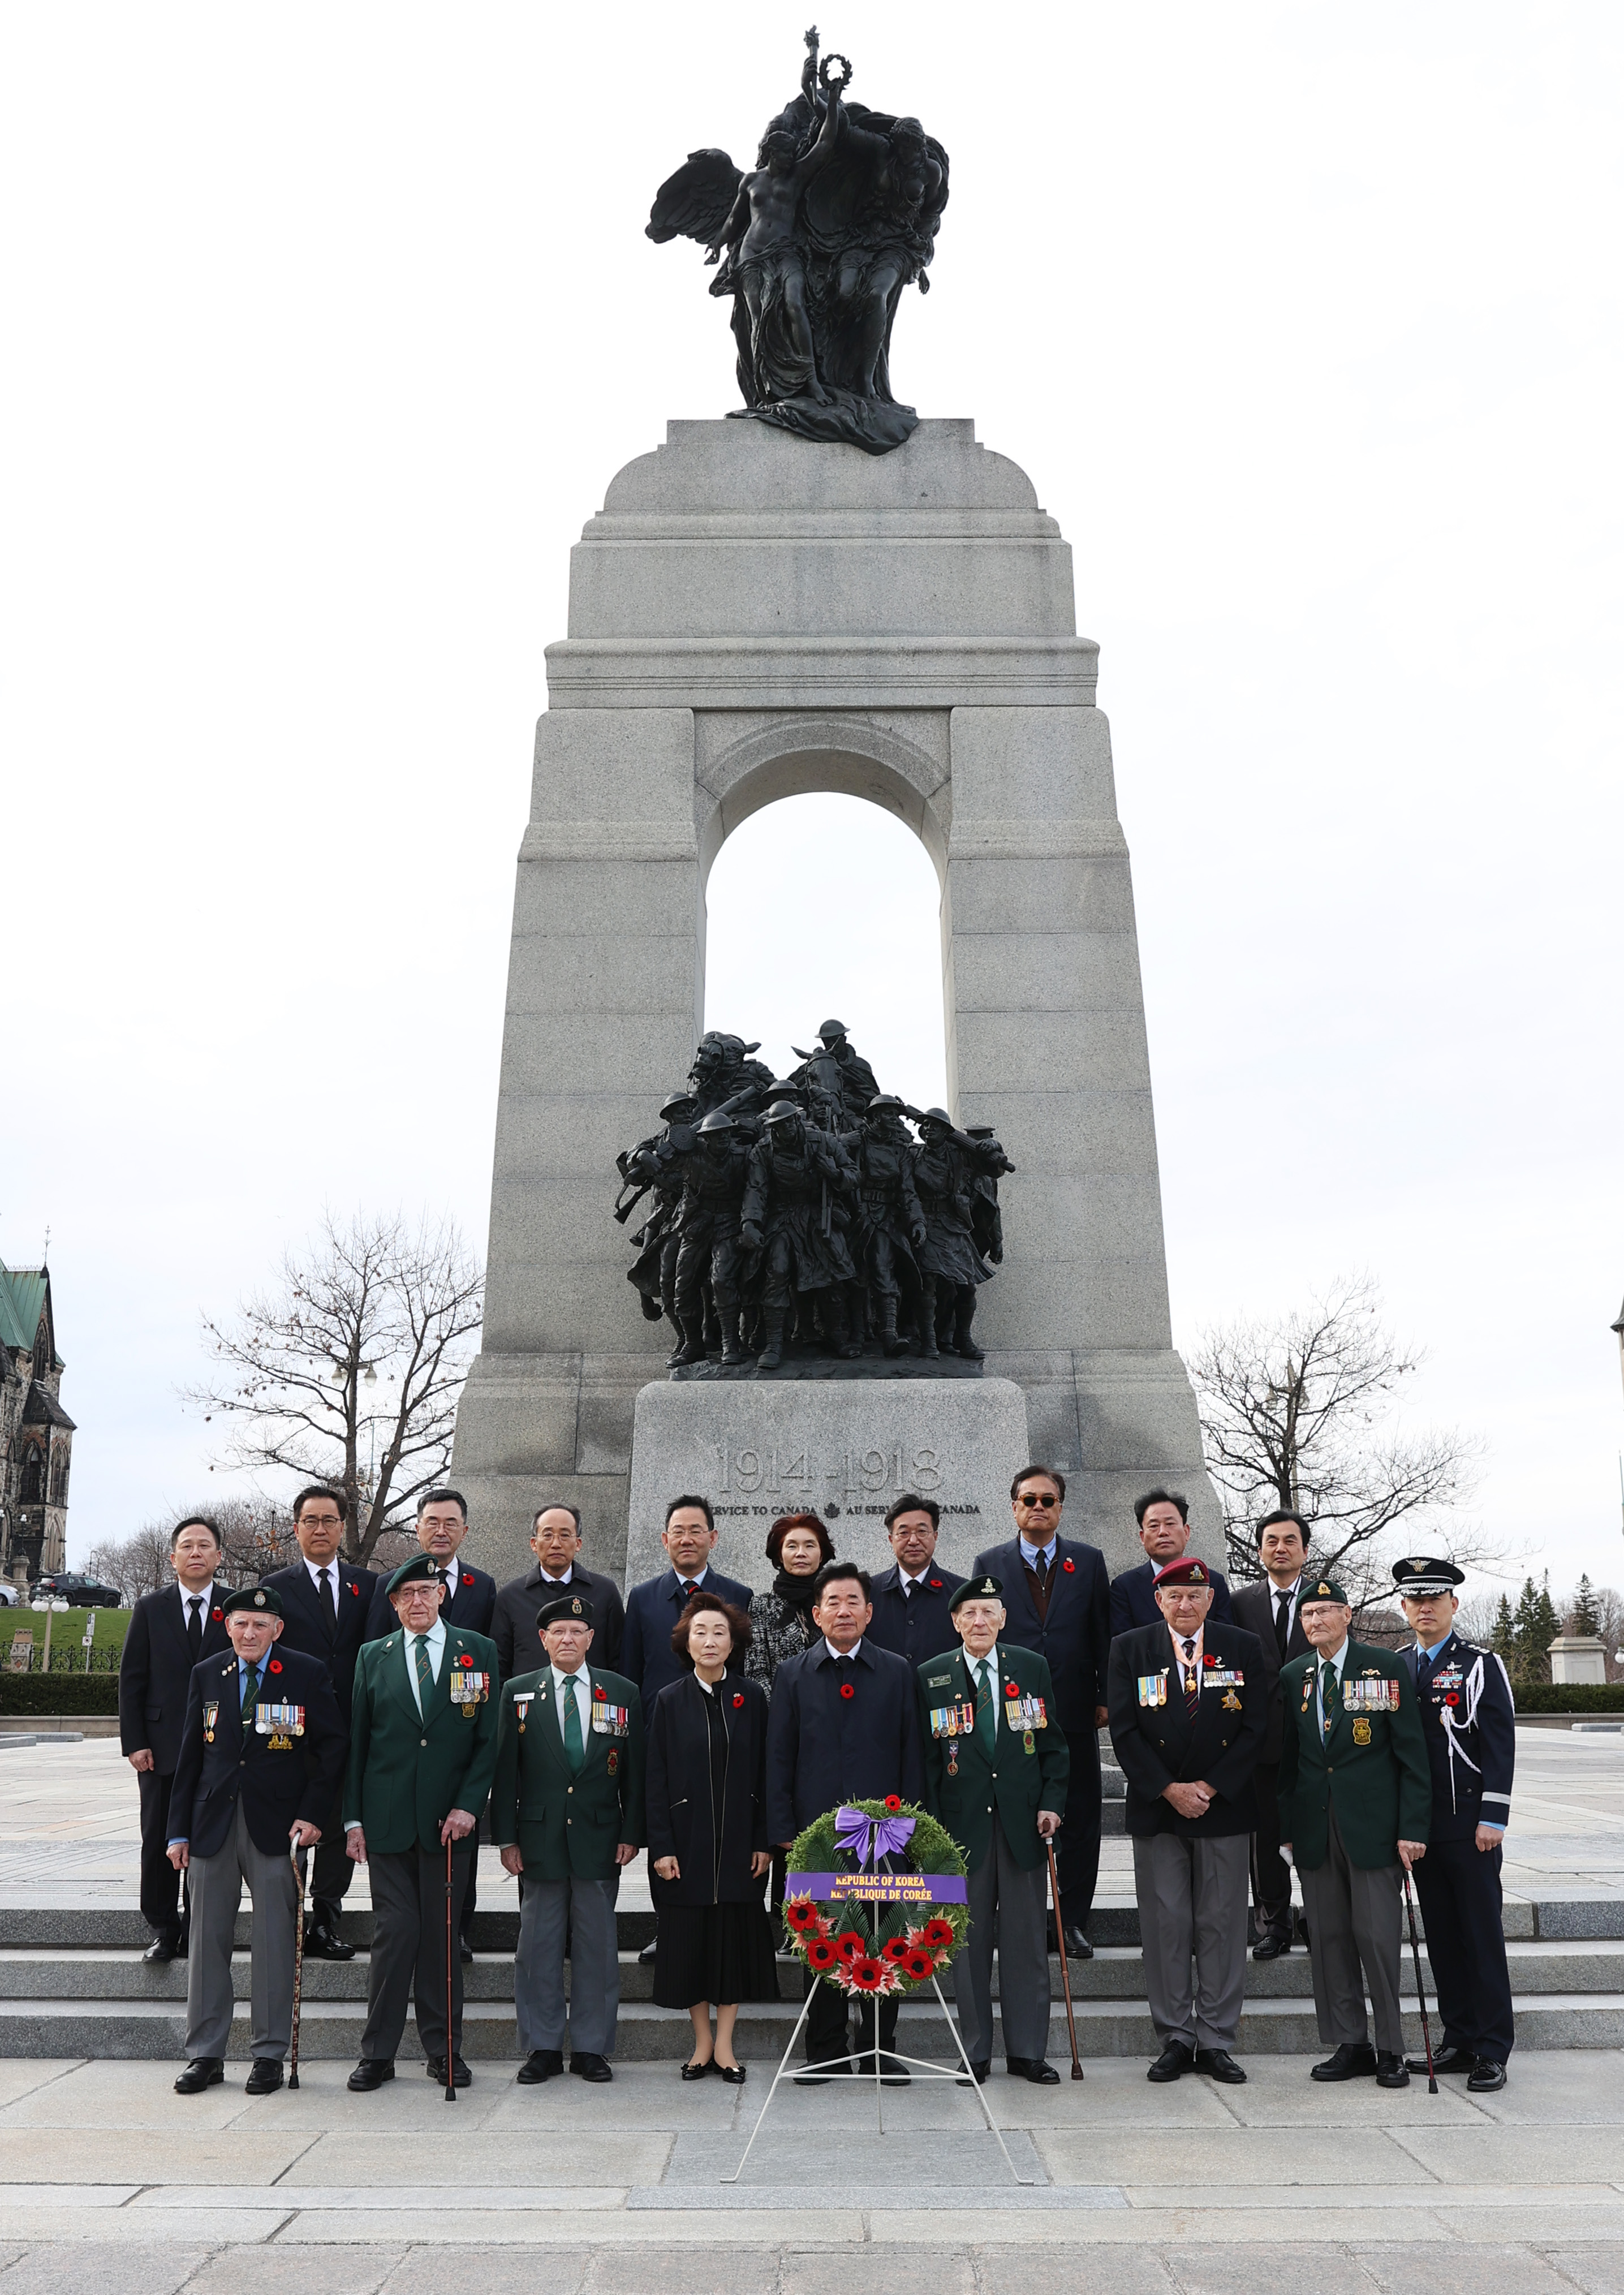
[783,1796,970,1997]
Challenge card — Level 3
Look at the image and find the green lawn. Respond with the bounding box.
[1,1604,130,1672]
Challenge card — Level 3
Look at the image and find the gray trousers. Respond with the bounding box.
[1298,1803,1404,2054]
[184,1798,298,2062]
[1132,1830,1250,2053]
[363,1841,473,2064]
[515,1870,621,2057]
[956,1818,1052,2065]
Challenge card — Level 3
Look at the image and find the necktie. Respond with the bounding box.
[562,1672,585,1775]
[320,1568,338,1633]
[681,1579,697,1599]
[1274,1590,1292,1657]
[1182,1639,1200,1719]
[187,1597,203,1660]
[902,1577,913,1600]
[1032,1551,1049,1594]
[975,1657,995,1747]
[240,1661,261,1719]
[1321,1660,1338,1742]
[411,1633,433,1712]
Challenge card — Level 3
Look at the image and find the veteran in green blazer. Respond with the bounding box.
[919,1575,1069,2083]
[492,1588,645,2083]
[342,1555,499,2092]
[1277,1576,1431,2088]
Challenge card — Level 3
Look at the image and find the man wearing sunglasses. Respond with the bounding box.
[974,1465,1112,1959]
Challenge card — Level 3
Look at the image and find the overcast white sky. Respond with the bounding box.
[4,4,1621,1595]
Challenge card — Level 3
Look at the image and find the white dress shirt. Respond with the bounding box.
[823,1637,865,1664]
[402,1616,447,1717]
[176,1582,217,1631]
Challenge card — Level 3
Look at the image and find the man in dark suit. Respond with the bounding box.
[766,1561,925,2085]
[365,1488,497,1960]
[622,1494,752,1707]
[1110,1489,1235,1635]
[166,1584,347,2096]
[1229,1508,1314,1957]
[866,1493,965,1669]
[262,1484,378,1958]
[118,1515,234,1964]
[492,1501,626,1678]
[1108,1557,1268,2084]
[975,1463,1112,1957]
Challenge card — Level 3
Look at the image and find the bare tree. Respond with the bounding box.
[1188,1274,1485,1604]
[184,1212,484,1568]
[81,1526,171,1604]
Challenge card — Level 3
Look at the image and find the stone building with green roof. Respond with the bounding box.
[0,1261,74,1584]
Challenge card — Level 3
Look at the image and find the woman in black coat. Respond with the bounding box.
[646,1592,778,2079]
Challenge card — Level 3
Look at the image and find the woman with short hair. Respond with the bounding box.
[645,1593,778,2079]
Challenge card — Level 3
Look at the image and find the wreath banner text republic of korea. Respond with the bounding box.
[785,1870,969,1904]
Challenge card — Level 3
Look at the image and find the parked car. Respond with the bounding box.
[0,1583,20,1607]
[32,1574,122,1609]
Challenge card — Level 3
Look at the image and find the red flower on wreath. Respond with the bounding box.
[920,1918,955,1951]
[884,1794,902,1811]
[805,1937,840,1972]
[732,1693,744,1709]
[881,1935,913,1965]
[785,1898,821,1934]
[903,1947,936,1981]
[839,1682,854,1699]
[1062,1557,1075,1573]
[848,1957,886,1992]
[268,1660,282,1674]
[833,1930,867,1963]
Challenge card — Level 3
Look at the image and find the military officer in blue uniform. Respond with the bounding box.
[1393,1555,1517,2091]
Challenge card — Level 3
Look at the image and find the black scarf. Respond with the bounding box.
[772,1569,820,1613]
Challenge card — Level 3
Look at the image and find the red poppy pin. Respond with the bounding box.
[269,1659,282,1674]
[1444,1691,1460,1706]
[1062,1557,1075,1574]
[1204,1654,1218,1667]
[929,1579,942,1590]
[1005,1680,1018,1697]
[211,1607,223,1622]
[351,1582,360,1597]
[884,1794,902,1812]
[732,1693,744,1710]
[839,1681,855,1699]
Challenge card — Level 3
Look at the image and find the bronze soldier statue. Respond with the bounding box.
[790,1019,881,1133]
[670,1109,756,1368]
[688,1033,776,1117]
[739,1100,861,1372]
[841,1093,926,1357]
[618,1091,701,1332]
[907,1107,1001,1361]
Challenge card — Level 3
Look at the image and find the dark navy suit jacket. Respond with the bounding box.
[118,1584,233,1775]
[865,1562,966,1670]
[1110,1558,1234,1638]
[622,1567,754,1708]
[971,1535,1112,1736]
[765,1636,924,1844]
[168,1644,347,1860]
[492,1562,626,1680]
[365,1559,497,1646]
[262,1560,379,1721]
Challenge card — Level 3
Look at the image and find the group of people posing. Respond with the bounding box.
[118,1466,1517,2098]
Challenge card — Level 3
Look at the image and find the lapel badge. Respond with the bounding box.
[606,1747,619,1776]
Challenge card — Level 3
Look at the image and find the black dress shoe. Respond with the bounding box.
[1408,2045,1476,2076]
[1376,2052,1410,2089]
[1194,2048,1247,2085]
[244,2057,284,2095]
[1007,2057,1061,2084]
[794,2070,834,2086]
[143,1935,180,1966]
[680,2057,711,2081]
[637,1940,658,1965]
[459,1939,474,1966]
[1147,2041,1194,2083]
[347,2057,395,2091]
[304,1919,356,1962]
[174,2057,224,2095]
[957,2060,990,2086]
[1061,1924,1094,1960]
[425,2054,472,2088]
[571,2052,613,2083]
[1311,2042,1379,2081]
[1251,1933,1291,1961]
[516,2049,564,2084]
[1467,2059,1507,2092]
[716,2061,747,2085]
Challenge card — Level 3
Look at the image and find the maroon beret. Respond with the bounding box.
[1153,1557,1211,1589]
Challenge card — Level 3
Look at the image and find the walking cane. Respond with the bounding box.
[1045,1835,1084,2080]
[443,1833,458,2102]
[288,1841,308,2091]
[1402,1865,1437,2094]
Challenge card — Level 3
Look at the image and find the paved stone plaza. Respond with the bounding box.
[0,1728,1618,2276]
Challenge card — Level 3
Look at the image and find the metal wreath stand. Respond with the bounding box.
[723,1804,1035,2186]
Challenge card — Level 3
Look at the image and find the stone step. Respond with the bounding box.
[0,1988,1616,2061]
[1,1935,1616,2005]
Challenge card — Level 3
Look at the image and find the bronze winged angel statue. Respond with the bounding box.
[647,28,949,456]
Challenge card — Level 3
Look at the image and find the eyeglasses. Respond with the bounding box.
[299,1513,342,1529]
[1015,1492,1058,1508]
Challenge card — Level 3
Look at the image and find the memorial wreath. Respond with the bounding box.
[783,1797,969,1997]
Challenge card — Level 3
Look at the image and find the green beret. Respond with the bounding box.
[224,1585,283,1619]
[537,1591,595,1629]
[387,1554,446,1596]
[1301,1578,1350,1607]
[950,1574,1003,1612]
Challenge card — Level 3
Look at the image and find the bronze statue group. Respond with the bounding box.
[617,1021,1013,1372]
[122,1475,1518,2099]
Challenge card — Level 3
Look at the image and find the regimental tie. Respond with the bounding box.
[1321,1660,1339,1742]
[411,1633,434,1711]
[240,1661,262,1719]
[1181,1639,1201,1719]
[562,1672,585,1776]
[975,1657,996,1747]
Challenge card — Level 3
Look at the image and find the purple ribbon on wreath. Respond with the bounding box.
[834,1805,916,1869]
